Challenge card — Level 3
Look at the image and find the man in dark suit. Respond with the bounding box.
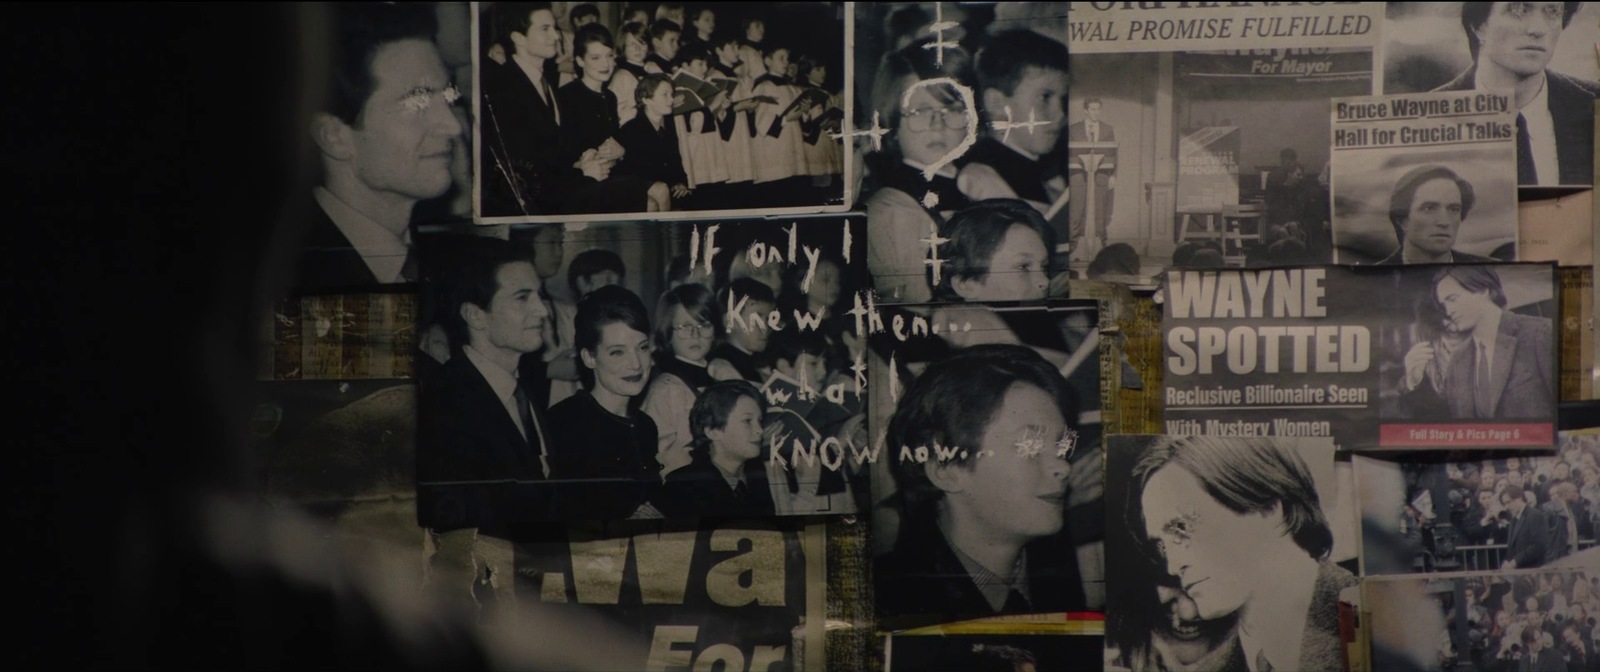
[418,238,554,609]
[1434,2,1600,186]
[298,3,463,290]
[1401,266,1555,420]
[1067,97,1115,253]
[1375,165,1498,265]
[1500,485,1552,569]
[479,2,611,216]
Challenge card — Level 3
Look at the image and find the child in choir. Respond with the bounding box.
[645,19,680,74]
[751,44,806,189]
[795,55,843,184]
[672,43,730,194]
[714,37,760,202]
[614,74,690,211]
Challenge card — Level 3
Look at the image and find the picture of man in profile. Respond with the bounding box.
[1400,266,1555,420]
[299,3,463,289]
[1434,2,1600,186]
[1374,165,1496,265]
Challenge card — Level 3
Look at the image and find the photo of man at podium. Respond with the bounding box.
[1067,97,1116,265]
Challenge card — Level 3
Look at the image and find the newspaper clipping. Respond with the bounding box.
[474,2,851,223]
[869,301,1105,628]
[1068,2,1385,281]
[1103,434,1353,672]
[511,519,825,672]
[1364,567,1597,672]
[1161,264,1558,450]
[1330,89,1518,264]
[1355,435,1600,578]
[1382,2,1600,189]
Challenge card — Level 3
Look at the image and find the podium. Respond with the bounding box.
[1067,140,1117,260]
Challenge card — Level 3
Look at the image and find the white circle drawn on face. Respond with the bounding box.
[898,77,978,186]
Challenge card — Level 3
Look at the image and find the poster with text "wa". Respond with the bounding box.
[1161,264,1557,450]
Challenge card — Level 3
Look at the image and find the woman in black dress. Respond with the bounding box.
[546,285,663,520]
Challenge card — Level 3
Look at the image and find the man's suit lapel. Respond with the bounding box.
[1487,320,1519,416]
[1546,73,1593,185]
[460,359,542,477]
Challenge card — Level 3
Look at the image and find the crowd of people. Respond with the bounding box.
[479,2,843,218]
[1429,570,1599,672]
[1399,444,1600,572]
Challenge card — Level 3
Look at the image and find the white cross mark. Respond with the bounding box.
[831,111,890,152]
[921,2,961,66]
[989,105,1051,143]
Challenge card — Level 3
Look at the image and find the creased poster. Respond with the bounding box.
[1354,435,1600,579]
[1364,567,1597,672]
[1103,435,1355,672]
[414,216,869,525]
[509,519,825,672]
[1382,2,1600,189]
[1068,2,1384,281]
[1330,90,1519,265]
[1161,264,1558,450]
[869,301,1106,628]
[473,2,852,223]
[853,3,1071,303]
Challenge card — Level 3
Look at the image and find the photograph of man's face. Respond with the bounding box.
[1401,177,1466,256]
[1473,2,1567,79]
[1140,464,1279,620]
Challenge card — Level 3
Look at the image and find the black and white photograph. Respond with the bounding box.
[1382,2,1600,188]
[292,3,474,293]
[886,632,1105,672]
[869,301,1105,628]
[1068,3,1385,282]
[1103,435,1354,672]
[1355,437,1600,577]
[1378,264,1558,435]
[413,216,867,528]
[1365,568,1599,672]
[853,3,1071,302]
[1329,90,1519,265]
[473,2,850,223]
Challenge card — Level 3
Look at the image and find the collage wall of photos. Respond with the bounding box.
[260,1,1600,671]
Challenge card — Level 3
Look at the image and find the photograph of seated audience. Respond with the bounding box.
[477,2,846,220]
[417,218,867,522]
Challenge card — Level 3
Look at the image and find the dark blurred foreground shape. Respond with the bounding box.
[11,4,648,668]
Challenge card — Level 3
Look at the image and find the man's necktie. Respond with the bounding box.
[540,78,560,126]
[513,384,548,478]
[1002,588,1031,614]
[1516,113,1537,185]
[733,480,748,504]
[1474,342,1492,418]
